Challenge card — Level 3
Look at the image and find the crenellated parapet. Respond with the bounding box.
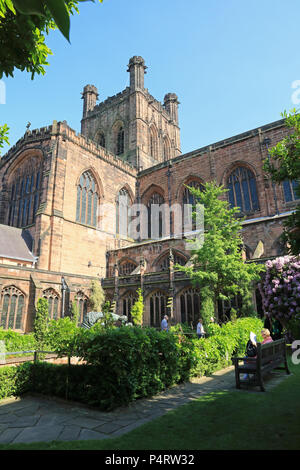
[1,120,137,178]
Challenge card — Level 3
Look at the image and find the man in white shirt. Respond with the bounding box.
[197,318,205,339]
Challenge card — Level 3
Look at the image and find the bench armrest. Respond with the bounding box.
[233,357,257,363]
[233,357,245,362]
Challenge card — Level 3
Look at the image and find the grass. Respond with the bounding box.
[1,358,300,451]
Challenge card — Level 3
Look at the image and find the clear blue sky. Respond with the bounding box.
[1,0,300,155]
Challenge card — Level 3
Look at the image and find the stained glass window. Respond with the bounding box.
[180,288,201,326]
[8,163,42,227]
[0,287,25,330]
[43,289,60,320]
[283,179,299,203]
[182,180,204,232]
[122,292,137,323]
[155,252,187,272]
[76,171,99,227]
[149,291,167,327]
[76,291,89,324]
[118,261,137,276]
[116,188,131,237]
[147,192,165,239]
[227,167,259,213]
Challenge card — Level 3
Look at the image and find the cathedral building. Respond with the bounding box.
[0,57,297,332]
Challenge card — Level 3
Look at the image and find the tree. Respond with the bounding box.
[258,255,300,338]
[0,0,103,79]
[34,297,49,352]
[130,288,144,326]
[0,124,9,155]
[70,300,79,326]
[263,110,300,255]
[0,0,102,153]
[89,279,105,312]
[176,182,264,320]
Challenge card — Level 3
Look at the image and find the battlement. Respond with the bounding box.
[0,125,53,166]
[82,86,175,123]
[84,87,131,119]
[54,121,137,176]
[0,121,137,177]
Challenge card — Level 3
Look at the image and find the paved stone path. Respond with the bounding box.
[0,366,290,445]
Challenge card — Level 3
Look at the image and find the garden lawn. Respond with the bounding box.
[1,359,300,451]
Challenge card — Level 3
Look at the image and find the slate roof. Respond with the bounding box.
[0,224,35,263]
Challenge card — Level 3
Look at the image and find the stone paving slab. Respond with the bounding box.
[0,366,292,445]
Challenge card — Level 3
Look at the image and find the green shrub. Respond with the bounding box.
[44,317,79,357]
[0,316,264,411]
[0,328,37,356]
[34,298,49,352]
[189,317,263,377]
[0,363,32,400]
[131,288,144,326]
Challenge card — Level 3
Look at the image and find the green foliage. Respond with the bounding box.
[89,279,105,312]
[0,124,9,155]
[176,182,265,310]
[73,326,194,409]
[239,289,258,318]
[190,317,263,377]
[0,362,32,400]
[102,300,111,315]
[130,288,144,326]
[44,317,79,357]
[0,317,264,410]
[263,109,300,255]
[0,0,103,79]
[0,328,37,356]
[70,301,79,326]
[34,298,49,351]
[200,287,215,327]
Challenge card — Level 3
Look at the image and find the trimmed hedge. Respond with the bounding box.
[0,363,32,400]
[0,329,37,356]
[0,317,264,410]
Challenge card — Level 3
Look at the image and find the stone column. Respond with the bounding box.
[164,93,179,125]
[81,84,98,119]
[127,56,147,90]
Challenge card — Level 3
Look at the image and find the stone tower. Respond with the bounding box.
[80,57,181,170]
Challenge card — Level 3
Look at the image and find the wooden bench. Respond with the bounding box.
[233,338,290,391]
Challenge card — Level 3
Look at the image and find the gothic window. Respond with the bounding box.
[98,132,106,149]
[155,252,187,272]
[149,291,167,327]
[147,192,165,239]
[283,179,299,203]
[116,188,131,237]
[149,126,158,160]
[76,171,99,227]
[116,126,124,155]
[43,288,60,320]
[0,286,25,330]
[227,167,259,214]
[8,159,42,228]
[118,260,137,276]
[182,180,204,232]
[122,292,137,322]
[163,137,170,161]
[180,288,200,326]
[218,294,242,322]
[76,291,89,324]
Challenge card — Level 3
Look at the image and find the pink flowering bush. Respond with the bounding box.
[258,255,300,329]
